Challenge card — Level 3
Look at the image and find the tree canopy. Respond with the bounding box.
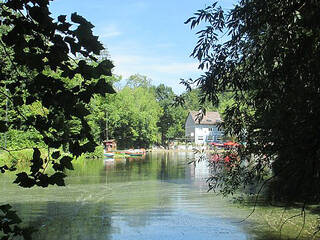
[88,79,193,149]
[0,0,115,238]
[186,0,320,203]
[110,86,161,148]
[153,84,186,146]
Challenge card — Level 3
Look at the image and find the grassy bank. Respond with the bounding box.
[0,145,104,172]
[0,148,49,170]
[229,196,320,240]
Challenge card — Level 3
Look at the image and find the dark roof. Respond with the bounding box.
[189,111,222,125]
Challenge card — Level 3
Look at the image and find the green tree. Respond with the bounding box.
[154,84,186,146]
[107,86,161,148]
[181,88,217,112]
[0,0,114,238]
[126,74,151,89]
[87,75,121,143]
[186,0,320,204]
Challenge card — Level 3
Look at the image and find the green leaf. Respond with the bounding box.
[6,211,22,224]
[60,156,74,170]
[74,103,90,117]
[1,235,9,240]
[30,148,43,174]
[0,204,12,213]
[37,173,49,188]
[95,79,115,95]
[51,151,61,160]
[57,15,67,23]
[0,120,8,133]
[49,172,66,186]
[12,96,24,106]
[13,172,35,188]
[71,12,94,28]
[26,96,37,105]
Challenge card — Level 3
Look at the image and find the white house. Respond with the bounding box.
[185,111,223,145]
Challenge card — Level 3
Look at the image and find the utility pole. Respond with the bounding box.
[4,87,8,148]
[105,110,108,140]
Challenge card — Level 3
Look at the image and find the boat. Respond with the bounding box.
[210,142,224,148]
[223,141,240,148]
[104,151,115,158]
[104,157,114,162]
[124,149,146,157]
[103,139,117,158]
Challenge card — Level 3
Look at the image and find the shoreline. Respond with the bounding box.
[148,149,224,153]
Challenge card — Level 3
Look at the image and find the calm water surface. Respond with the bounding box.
[0,152,259,239]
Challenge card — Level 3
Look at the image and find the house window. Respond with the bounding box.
[198,136,203,140]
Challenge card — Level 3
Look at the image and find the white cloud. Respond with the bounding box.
[111,54,200,76]
[149,62,200,74]
[112,54,146,65]
[98,24,122,39]
[109,53,201,93]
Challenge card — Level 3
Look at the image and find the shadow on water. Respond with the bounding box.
[3,152,312,239]
[12,199,251,240]
[13,201,113,240]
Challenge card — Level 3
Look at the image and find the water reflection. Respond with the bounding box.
[16,201,112,240]
[0,152,250,240]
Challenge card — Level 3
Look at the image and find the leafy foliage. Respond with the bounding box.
[88,77,199,149]
[0,0,115,238]
[186,0,320,203]
[0,0,114,183]
[154,84,187,146]
[106,86,161,148]
[126,74,151,89]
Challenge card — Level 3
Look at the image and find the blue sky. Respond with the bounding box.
[50,0,236,93]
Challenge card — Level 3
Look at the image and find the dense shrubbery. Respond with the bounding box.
[186,0,320,204]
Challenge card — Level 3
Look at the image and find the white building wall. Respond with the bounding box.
[194,125,224,145]
[185,113,224,144]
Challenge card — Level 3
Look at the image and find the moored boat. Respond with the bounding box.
[124,149,146,157]
[104,151,115,158]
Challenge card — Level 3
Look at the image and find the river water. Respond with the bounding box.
[0,152,263,240]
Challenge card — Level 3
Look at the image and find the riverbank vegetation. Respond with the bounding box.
[185,0,320,237]
[0,0,118,237]
[0,2,232,237]
[1,72,228,155]
[1,0,319,238]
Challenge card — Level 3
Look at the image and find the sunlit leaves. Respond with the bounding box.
[11,148,71,188]
[101,86,161,148]
[0,0,115,158]
[0,1,116,237]
[0,1,118,238]
[154,84,186,145]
